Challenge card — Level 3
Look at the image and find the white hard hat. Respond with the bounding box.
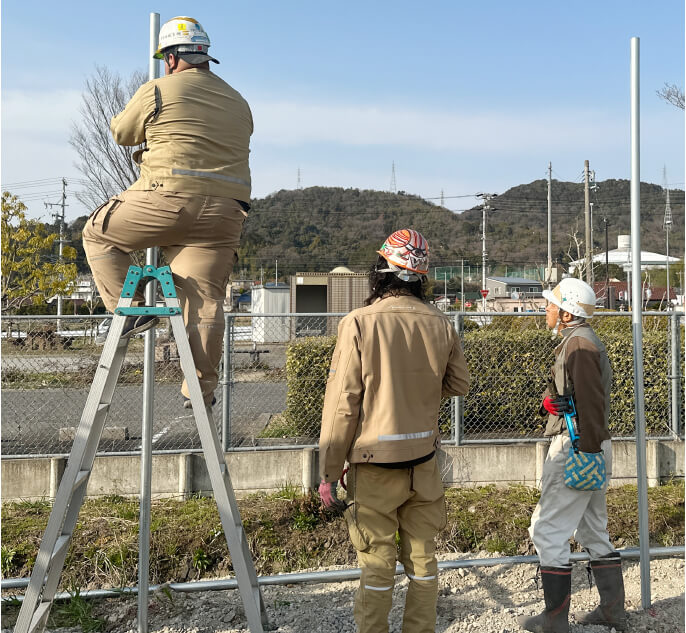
[153,17,219,64]
[543,278,596,319]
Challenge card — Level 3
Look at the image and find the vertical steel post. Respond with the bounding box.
[454,313,464,446]
[670,312,681,436]
[222,314,233,451]
[138,13,160,633]
[630,36,651,609]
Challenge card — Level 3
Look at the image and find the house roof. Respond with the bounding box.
[487,276,542,285]
[570,248,681,269]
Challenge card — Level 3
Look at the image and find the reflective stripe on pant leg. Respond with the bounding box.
[397,458,444,633]
[349,465,409,633]
[529,435,596,567]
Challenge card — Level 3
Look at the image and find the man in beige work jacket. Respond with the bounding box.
[83,16,252,407]
[318,229,470,633]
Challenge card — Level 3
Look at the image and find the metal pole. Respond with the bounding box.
[670,312,681,436]
[630,36,651,610]
[455,313,464,446]
[605,218,610,308]
[584,160,592,284]
[482,205,487,311]
[138,13,160,633]
[461,259,464,310]
[547,162,552,288]
[222,314,233,451]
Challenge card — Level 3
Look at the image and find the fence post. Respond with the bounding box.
[221,314,234,451]
[454,313,464,446]
[670,312,681,437]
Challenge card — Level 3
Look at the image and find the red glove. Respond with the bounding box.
[542,395,568,415]
[318,480,346,512]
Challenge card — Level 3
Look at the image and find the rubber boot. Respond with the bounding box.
[575,552,626,631]
[517,565,571,633]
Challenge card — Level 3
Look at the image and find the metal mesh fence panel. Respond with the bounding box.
[1,311,682,457]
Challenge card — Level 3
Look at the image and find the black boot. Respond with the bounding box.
[518,565,571,633]
[575,552,626,631]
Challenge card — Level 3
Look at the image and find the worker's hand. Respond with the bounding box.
[318,480,346,513]
[542,395,570,415]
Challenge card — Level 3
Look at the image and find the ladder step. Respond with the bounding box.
[51,535,71,564]
[72,470,90,494]
[28,602,51,633]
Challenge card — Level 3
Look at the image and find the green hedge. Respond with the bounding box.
[281,323,682,438]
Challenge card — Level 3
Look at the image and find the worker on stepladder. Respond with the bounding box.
[518,278,626,633]
[318,229,470,633]
[83,16,252,409]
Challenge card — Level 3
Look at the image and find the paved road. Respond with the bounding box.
[1,381,288,455]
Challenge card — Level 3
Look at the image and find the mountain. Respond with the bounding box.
[236,180,684,278]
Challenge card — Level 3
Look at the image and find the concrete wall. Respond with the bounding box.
[1,440,682,502]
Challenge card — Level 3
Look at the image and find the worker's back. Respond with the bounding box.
[111,68,253,201]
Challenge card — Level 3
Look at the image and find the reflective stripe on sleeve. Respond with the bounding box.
[377,430,434,441]
[364,585,393,591]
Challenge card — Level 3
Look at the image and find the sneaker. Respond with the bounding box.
[183,396,217,409]
[121,315,159,339]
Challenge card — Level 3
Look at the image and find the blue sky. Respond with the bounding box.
[2,1,684,221]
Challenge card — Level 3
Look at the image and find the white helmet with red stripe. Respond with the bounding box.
[377,229,429,282]
[543,277,596,319]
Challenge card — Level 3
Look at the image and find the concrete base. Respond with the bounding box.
[1,439,683,502]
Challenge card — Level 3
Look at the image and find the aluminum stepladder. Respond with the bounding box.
[15,265,270,633]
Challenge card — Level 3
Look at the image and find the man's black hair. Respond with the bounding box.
[364,255,426,306]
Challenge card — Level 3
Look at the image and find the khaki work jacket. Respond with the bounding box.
[111,69,253,202]
[543,323,612,453]
[319,294,470,482]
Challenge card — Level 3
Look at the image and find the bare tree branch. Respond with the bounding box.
[70,66,148,212]
[656,82,685,110]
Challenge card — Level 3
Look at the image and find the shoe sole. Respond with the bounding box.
[122,317,159,339]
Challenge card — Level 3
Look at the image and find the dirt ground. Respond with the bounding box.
[2,554,683,633]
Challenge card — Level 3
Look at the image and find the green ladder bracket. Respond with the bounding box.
[115,265,181,317]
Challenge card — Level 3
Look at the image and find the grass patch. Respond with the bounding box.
[1,481,682,594]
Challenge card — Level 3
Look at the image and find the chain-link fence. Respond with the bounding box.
[1,311,683,456]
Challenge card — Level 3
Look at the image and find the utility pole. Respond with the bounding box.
[44,177,68,329]
[584,160,593,285]
[461,259,465,310]
[663,166,673,309]
[604,218,610,308]
[547,162,552,287]
[275,259,278,285]
[476,193,497,311]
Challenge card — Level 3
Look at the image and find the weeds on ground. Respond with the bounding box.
[1,481,682,591]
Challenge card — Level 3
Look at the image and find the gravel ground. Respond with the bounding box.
[6,555,684,633]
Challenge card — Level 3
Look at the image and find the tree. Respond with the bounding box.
[656,82,684,110]
[1,192,78,311]
[70,66,147,211]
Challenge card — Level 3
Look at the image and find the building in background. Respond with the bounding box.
[289,266,368,335]
[251,283,290,342]
[485,276,545,312]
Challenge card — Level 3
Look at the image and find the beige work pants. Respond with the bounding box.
[529,434,615,567]
[344,457,446,633]
[82,190,246,403]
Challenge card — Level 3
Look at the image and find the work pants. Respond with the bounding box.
[82,190,246,403]
[344,457,446,633]
[529,434,615,567]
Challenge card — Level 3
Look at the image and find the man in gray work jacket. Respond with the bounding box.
[519,278,626,633]
[83,16,252,408]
